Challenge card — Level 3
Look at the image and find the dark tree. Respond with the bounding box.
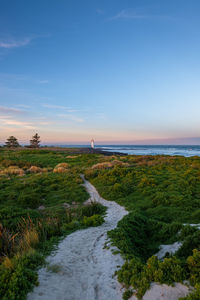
[30,133,41,148]
[5,136,20,148]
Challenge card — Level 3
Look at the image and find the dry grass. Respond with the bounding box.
[119,156,129,160]
[0,166,25,176]
[24,229,39,248]
[112,160,129,167]
[53,162,69,173]
[53,166,68,173]
[55,163,69,168]
[66,155,80,159]
[42,167,52,173]
[91,162,113,169]
[0,171,7,177]
[19,228,39,253]
[98,155,117,162]
[2,256,14,269]
[0,223,19,259]
[91,160,129,170]
[27,166,42,173]
[16,217,39,254]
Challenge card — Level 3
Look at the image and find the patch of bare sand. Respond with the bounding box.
[130,283,189,300]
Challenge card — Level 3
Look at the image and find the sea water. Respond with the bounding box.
[97,145,200,157]
[58,144,200,157]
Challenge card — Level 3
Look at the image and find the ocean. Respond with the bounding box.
[57,144,200,157]
[97,145,200,157]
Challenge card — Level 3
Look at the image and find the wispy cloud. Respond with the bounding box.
[0,34,50,49]
[42,104,70,110]
[0,115,12,119]
[38,121,52,126]
[15,104,31,109]
[42,103,78,113]
[0,38,32,49]
[0,116,35,129]
[108,9,172,21]
[0,105,25,114]
[58,114,84,123]
[108,9,147,21]
[39,80,49,84]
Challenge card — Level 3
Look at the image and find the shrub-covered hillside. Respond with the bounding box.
[1,149,200,300]
[85,154,200,299]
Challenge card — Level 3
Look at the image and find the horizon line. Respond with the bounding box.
[1,143,200,146]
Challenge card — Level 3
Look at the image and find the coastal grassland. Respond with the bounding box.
[0,147,101,169]
[0,149,106,300]
[85,155,200,299]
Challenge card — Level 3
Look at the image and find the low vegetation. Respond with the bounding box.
[85,154,200,299]
[1,149,200,299]
[0,148,105,299]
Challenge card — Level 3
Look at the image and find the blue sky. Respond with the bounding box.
[0,0,200,144]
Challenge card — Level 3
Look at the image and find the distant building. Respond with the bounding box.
[91,138,95,149]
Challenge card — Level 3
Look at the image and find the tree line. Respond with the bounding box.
[4,133,41,148]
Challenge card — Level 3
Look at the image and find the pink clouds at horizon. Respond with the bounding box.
[0,130,200,145]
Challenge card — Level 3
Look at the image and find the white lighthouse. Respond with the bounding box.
[91,138,95,149]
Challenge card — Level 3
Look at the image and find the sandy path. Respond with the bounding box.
[27,177,190,300]
[28,176,128,300]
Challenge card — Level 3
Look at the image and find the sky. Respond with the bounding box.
[0,0,200,145]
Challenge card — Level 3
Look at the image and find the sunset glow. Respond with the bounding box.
[1,1,200,145]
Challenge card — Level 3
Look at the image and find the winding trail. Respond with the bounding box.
[28,176,128,300]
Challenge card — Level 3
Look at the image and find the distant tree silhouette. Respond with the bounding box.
[30,133,41,148]
[5,136,20,148]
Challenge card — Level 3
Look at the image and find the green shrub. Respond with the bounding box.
[179,284,200,300]
[187,249,200,286]
[118,255,186,299]
[177,231,200,259]
[123,289,134,300]
[61,220,80,231]
[178,225,198,241]
[80,202,106,217]
[0,251,44,300]
[82,214,104,227]
[107,212,166,261]
[154,257,185,284]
